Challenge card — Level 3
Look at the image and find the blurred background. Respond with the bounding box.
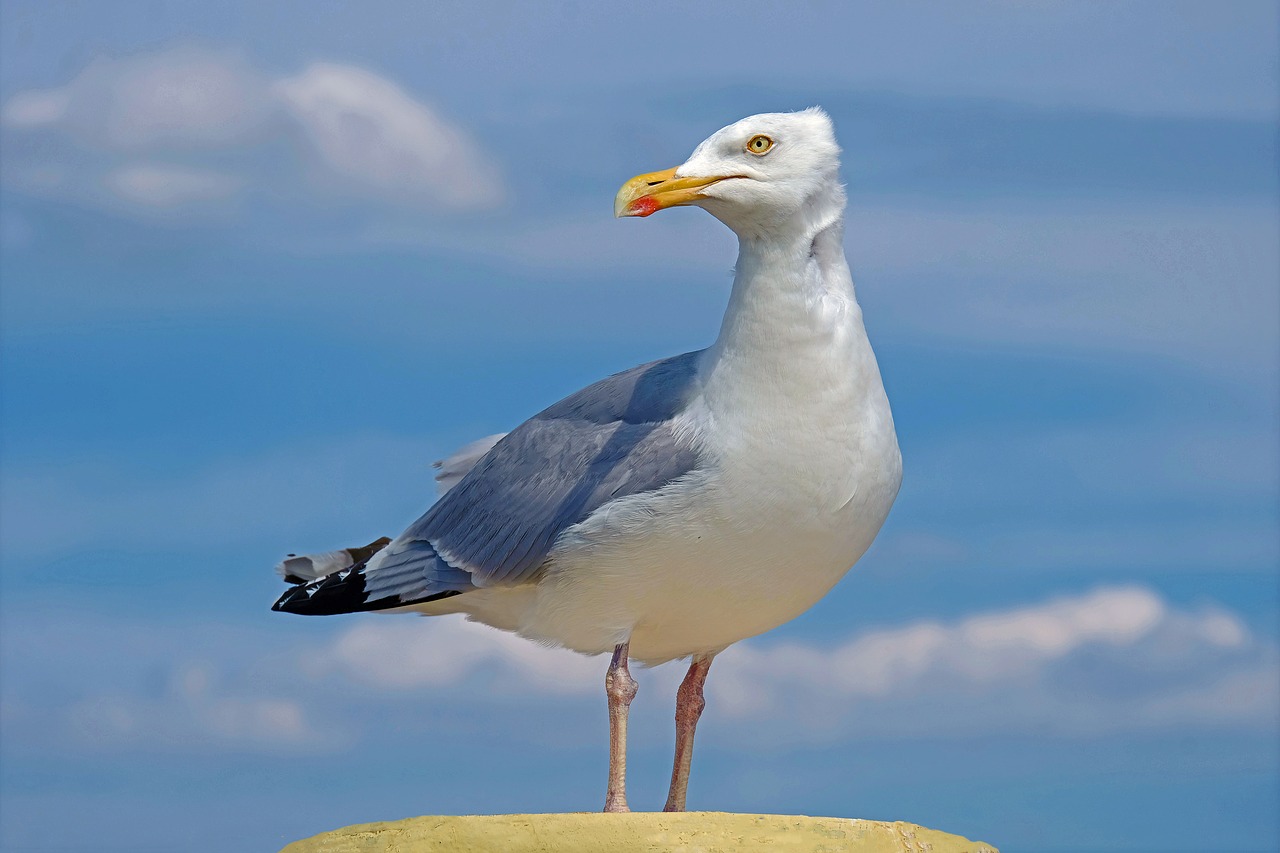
[1,2,1276,851]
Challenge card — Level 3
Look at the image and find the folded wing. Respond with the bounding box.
[273,351,705,615]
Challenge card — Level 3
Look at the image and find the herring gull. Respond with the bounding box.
[273,108,902,813]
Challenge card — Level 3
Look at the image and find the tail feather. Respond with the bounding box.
[272,563,464,615]
[275,537,391,583]
[272,536,471,616]
[273,431,506,612]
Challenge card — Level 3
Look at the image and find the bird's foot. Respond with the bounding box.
[603,797,631,813]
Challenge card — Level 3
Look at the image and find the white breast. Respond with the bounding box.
[514,250,899,664]
[438,223,902,666]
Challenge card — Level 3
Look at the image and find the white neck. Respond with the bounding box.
[706,183,865,378]
[689,183,899,515]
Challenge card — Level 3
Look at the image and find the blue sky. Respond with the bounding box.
[1,2,1277,851]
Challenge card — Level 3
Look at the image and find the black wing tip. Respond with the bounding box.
[271,566,466,616]
[272,566,368,616]
[272,537,396,615]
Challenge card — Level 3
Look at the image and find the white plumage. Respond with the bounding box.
[411,109,900,664]
[274,108,901,812]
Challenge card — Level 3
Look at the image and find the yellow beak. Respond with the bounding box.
[614,167,728,218]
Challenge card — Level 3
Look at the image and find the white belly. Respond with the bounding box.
[443,390,901,666]
[434,250,903,665]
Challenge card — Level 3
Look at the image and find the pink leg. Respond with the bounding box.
[663,654,714,812]
[603,642,638,813]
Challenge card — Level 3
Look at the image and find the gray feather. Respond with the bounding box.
[433,433,507,495]
[367,351,705,595]
[360,540,475,603]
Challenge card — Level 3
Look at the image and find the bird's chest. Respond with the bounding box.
[719,402,893,548]
[694,342,897,535]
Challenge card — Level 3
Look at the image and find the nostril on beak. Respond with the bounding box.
[647,180,663,187]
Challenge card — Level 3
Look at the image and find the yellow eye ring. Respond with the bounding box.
[746,134,774,155]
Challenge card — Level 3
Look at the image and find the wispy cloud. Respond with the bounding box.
[3,587,1271,760]
[0,608,342,756]
[316,586,1278,739]
[1,48,273,148]
[65,662,329,751]
[707,586,1276,735]
[274,63,502,210]
[103,163,244,209]
[327,618,605,695]
[0,47,502,215]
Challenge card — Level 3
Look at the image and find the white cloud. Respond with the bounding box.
[316,586,1278,738]
[0,48,273,149]
[0,48,502,214]
[1,55,1272,392]
[103,163,243,208]
[4,587,1272,759]
[3,88,71,128]
[704,586,1277,737]
[66,663,326,751]
[328,617,604,695]
[714,587,1198,706]
[275,64,502,209]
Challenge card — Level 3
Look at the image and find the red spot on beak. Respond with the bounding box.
[627,196,660,217]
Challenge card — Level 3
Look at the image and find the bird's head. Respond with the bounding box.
[615,108,843,237]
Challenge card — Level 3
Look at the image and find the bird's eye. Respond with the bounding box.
[746,135,774,155]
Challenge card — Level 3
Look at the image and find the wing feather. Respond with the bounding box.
[370,351,704,594]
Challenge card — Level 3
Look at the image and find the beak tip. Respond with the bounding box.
[615,166,681,220]
[616,196,658,219]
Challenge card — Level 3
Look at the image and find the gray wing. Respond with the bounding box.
[432,433,507,494]
[364,350,705,602]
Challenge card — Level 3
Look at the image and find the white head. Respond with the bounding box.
[615,108,844,238]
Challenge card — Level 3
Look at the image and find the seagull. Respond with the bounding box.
[273,108,902,813]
